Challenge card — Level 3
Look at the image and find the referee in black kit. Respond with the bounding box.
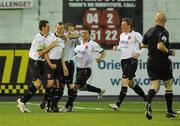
[141,11,176,120]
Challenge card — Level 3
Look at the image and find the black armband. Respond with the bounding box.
[168,50,173,55]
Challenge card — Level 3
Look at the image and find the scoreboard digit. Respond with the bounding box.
[90,26,103,44]
[83,8,121,45]
[83,8,101,28]
[100,8,120,27]
[103,26,120,45]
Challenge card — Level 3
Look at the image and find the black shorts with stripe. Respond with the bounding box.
[75,67,91,88]
[121,58,138,80]
[46,59,63,82]
[63,60,75,84]
[28,58,45,81]
[147,57,173,81]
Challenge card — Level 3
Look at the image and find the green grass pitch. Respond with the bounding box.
[0,101,180,126]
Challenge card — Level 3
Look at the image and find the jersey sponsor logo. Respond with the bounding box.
[120,40,128,44]
[37,43,46,51]
[77,50,86,55]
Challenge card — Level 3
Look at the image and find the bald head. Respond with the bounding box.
[156,11,167,26]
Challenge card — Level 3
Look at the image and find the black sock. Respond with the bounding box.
[84,84,101,93]
[65,89,77,108]
[46,88,53,108]
[165,90,173,112]
[116,86,128,107]
[52,88,63,107]
[21,85,38,103]
[43,87,49,101]
[147,89,156,104]
[132,85,147,101]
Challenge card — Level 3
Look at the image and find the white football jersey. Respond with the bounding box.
[29,33,49,61]
[45,33,65,60]
[74,40,103,68]
[117,31,142,59]
[64,38,81,61]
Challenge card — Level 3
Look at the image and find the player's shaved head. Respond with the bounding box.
[156,11,167,25]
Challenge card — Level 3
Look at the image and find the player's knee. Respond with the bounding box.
[150,80,160,93]
[150,85,159,93]
[121,78,130,87]
[164,83,172,90]
[150,84,159,93]
[47,80,54,88]
[34,79,42,89]
[66,84,72,89]
[73,84,79,90]
[128,80,135,88]
[68,83,76,90]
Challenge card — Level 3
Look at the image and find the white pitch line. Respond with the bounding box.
[1,102,180,112]
[74,106,105,110]
[28,103,110,111]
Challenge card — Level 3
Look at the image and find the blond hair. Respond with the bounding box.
[156,11,167,24]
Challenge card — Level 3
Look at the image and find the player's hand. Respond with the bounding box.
[38,51,44,56]
[96,57,102,63]
[132,52,140,59]
[68,33,79,39]
[63,66,69,76]
[49,63,57,69]
[112,45,118,51]
[61,35,68,40]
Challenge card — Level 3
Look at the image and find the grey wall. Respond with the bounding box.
[143,0,180,42]
[0,0,63,43]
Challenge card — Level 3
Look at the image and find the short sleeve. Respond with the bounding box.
[74,45,80,53]
[35,37,46,51]
[158,30,168,44]
[92,41,104,53]
[135,32,143,43]
[142,32,149,45]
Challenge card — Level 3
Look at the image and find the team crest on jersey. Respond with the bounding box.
[128,36,131,40]
[162,35,167,42]
[85,45,88,49]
